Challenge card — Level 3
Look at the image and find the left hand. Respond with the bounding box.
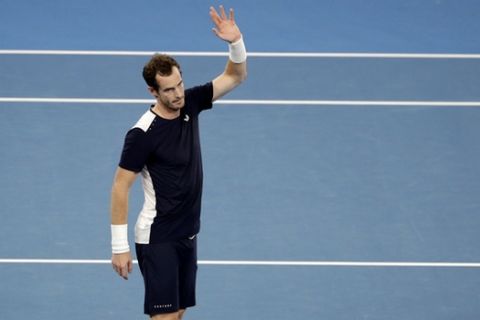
[209,5,242,43]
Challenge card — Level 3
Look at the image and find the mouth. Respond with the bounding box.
[173,98,184,105]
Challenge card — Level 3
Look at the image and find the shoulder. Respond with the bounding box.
[132,108,157,132]
[123,108,157,149]
[186,82,213,101]
[185,82,214,113]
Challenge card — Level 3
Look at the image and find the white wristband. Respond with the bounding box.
[111,224,130,254]
[229,36,247,63]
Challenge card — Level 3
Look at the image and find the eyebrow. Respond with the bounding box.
[162,80,183,92]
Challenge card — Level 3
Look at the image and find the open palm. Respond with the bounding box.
[209,6,242,43]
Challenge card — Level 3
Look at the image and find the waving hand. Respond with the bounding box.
[209,5,242,43]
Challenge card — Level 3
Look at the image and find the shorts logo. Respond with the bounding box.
[154,304,173,309]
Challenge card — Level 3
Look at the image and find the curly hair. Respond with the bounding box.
[142,54,181,91]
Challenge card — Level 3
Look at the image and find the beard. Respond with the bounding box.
[162,96,185,112]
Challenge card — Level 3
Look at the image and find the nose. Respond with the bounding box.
[174,86,182,98]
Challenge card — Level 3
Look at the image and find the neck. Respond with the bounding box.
[152,103,180,120]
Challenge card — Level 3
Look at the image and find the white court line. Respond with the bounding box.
[218,100,480,107]
[1,259,480,268]
[0,97,153,104]
[1,50,480,59]
[1,97,480,107]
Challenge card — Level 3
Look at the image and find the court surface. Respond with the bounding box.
[1,1,480,319]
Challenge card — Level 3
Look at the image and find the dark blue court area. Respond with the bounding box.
[1,1,480,319]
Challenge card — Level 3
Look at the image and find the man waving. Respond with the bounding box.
[110,5,247,320]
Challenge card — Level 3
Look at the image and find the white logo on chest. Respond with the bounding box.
[183,114,190,122]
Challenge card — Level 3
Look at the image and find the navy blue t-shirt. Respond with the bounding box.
[119,82,213,244]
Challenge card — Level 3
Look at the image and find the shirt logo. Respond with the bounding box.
[183,114,190,122]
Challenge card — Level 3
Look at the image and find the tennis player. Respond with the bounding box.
[109,5,247,320]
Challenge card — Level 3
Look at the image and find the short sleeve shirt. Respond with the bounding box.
[119,82,213,243]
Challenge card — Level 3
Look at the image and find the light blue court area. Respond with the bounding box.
[2,0,480,53]
[1,55,480,101]
[2,0,480,319]
[2,74,480,320]
[2,263,480,319]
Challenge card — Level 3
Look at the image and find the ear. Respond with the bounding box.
[148,86,159,97]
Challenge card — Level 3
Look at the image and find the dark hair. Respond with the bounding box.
[142,54,181,91]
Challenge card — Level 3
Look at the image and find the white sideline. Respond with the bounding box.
[1,50,480,59]
[1,97,480,107]
[1,259,480,268]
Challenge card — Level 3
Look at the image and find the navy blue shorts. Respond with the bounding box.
[135,236,197,316]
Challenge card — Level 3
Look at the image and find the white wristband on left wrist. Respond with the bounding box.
[228,36,247,63]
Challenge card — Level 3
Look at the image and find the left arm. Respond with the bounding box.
[209,6,247,101]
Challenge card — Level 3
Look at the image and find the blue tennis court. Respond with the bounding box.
[1,1,480,319]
